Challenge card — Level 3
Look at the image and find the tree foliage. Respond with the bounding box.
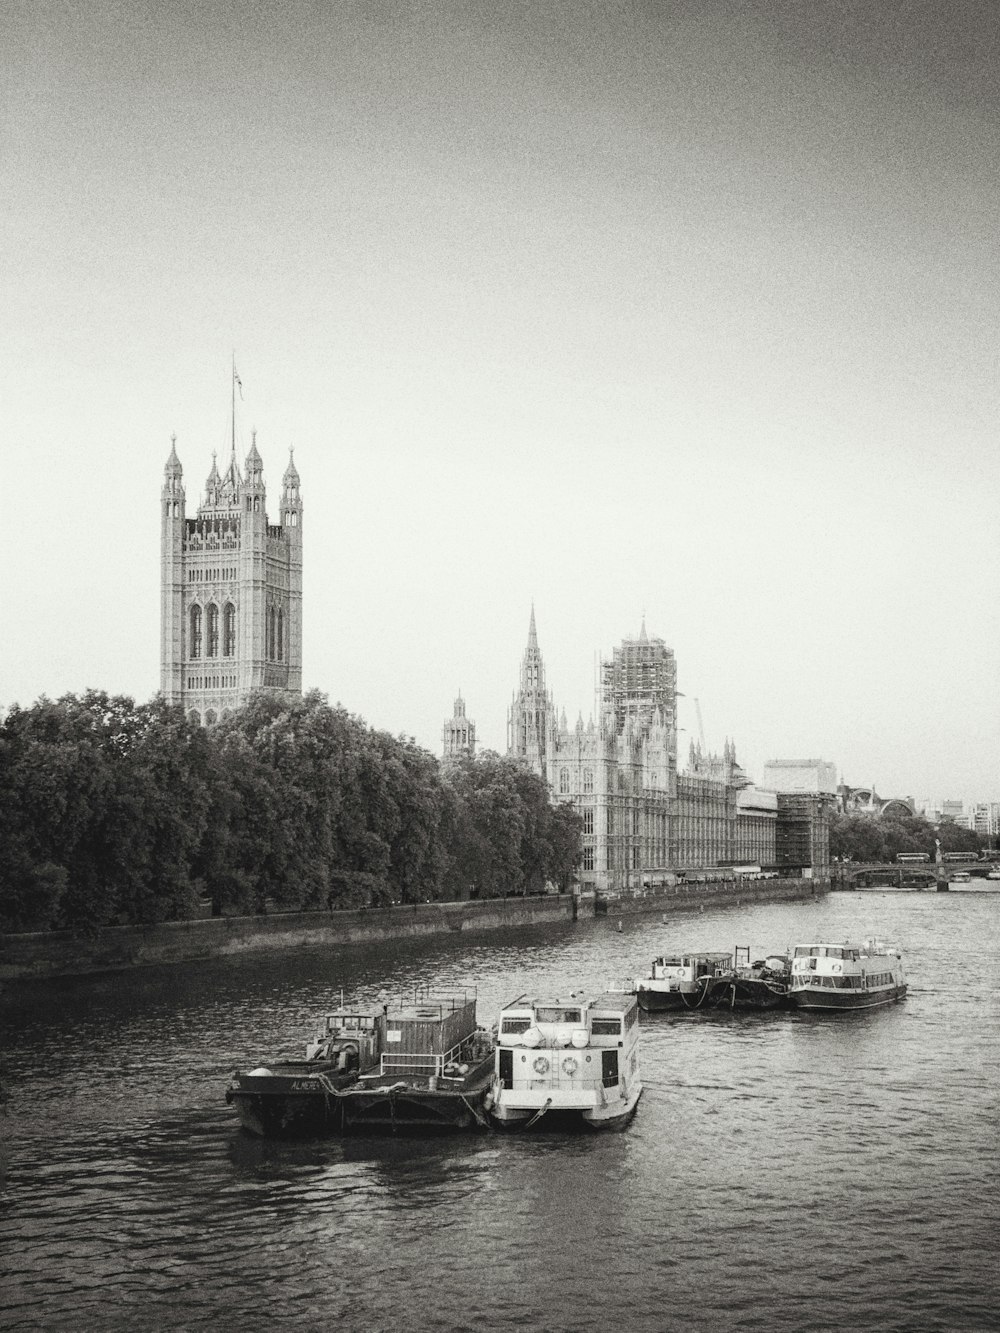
[830,809,984,864]
[0,691,582,932]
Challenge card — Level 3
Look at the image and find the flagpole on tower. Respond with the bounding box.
[231,354,243,459]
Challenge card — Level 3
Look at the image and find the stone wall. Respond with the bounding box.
[1,877,828,982]
[594,875,826,917]
[0,895,576,981]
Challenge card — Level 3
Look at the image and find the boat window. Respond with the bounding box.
[591,1019,621,1036]
[501,1017,531,1034]
[536,1007,582,1024]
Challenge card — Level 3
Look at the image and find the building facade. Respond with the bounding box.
[507,613,788,890]
[160,435,302,724]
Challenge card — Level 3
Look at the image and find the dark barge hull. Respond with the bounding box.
[789,984,907,1011]
[636,982,728,1012]
[336,1082,491,1132]
[226,1065,357,1138]
[715,977,790,1010]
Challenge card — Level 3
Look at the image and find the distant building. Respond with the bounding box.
[442,693,476,762]
[160,435,303,724]
[970,803,1000,838]
[761,759,838,795]
[838,785,915,818]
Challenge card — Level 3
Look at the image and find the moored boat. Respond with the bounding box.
[226,1006,382,1137]
[490,992,642,1129]
[634,950,734,1011]
[787,939,906,1011]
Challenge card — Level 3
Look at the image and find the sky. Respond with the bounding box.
[2,0,998,805]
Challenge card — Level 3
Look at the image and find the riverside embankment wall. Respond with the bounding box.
[0,877,827,981]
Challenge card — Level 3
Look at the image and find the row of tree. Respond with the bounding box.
[829,810,985,865]
[0,691,581,934]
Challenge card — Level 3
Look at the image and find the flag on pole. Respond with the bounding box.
[234,365,243,399]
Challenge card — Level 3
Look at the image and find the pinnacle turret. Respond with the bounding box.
[164,434,182,480]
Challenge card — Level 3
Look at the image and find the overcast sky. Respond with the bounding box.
[2,0,998,805]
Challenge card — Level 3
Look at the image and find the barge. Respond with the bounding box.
[226,992,494,1135]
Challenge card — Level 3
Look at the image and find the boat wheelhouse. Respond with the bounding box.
[787,940,906,1011]
[490,992,642,1129]
[226,1006,382,1137]
[634,951,734,1011]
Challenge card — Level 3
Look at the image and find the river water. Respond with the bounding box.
[1,892,998,1332]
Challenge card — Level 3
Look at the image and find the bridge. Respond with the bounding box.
[832,857,985,888]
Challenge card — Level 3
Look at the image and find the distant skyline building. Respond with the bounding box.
[441,693,476,762]
[160,434,303,724]
[761,759,838,796]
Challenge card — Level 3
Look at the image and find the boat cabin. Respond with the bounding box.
[648,951,733,983]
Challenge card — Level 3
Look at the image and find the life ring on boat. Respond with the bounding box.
[832,964,842,974]
[532,1056,550,1075]
[562,1056,578,1076]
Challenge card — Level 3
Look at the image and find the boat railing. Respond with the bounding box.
[379,1039,469,1078]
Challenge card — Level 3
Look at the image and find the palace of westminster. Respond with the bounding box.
[161,441,830,891]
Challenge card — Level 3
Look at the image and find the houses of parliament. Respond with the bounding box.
[160,443,828,887]
[445,609,832,891]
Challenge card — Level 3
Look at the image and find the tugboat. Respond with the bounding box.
[334,991,495,1132]
[634,950,734,1011]
[489,991,642,1129]
[226,1006,382,1137]
[787,939,906,1011]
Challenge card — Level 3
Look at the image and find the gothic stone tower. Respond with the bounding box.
[160,434,303,724]
[507,606,554,779]
[442,692,477,762]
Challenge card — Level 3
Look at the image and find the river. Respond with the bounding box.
[1,891,997,1332]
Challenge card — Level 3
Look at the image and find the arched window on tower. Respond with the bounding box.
[223,603,236,657]
[205,709,217,726]
[276,608,284,662]
[583,769,594,794]
[559,768,570,795]
[206,603,219,657]
[190,605,202,658]
[267,607,276,660]
[189,709,201,726]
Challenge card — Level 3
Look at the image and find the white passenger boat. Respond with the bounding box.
[788,939,906,1011]
[489,992,642,1129]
